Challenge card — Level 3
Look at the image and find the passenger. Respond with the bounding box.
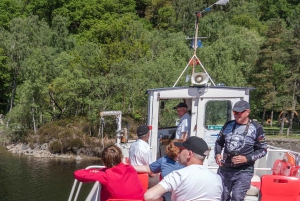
[132,139,185,201]
[215,100,267,201]
[74,145,144,201]
[173,102,191,141]
[144,136,223,201]
[129,125,152,165]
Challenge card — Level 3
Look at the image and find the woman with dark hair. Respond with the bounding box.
[74,145,144,201]
[132,139,184,201]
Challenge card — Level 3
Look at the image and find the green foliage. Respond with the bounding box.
[0,0,300,140]
[257,0,297,21]
[69,138,84,149]
[0,0,24,28]
[49,140,63,154]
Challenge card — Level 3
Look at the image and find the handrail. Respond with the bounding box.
[68,180,78,201]
[85,182,101,201]
[68,165,105,201]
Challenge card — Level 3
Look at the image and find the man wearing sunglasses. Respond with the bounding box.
[214,100,267,201]
[144,136,223,201]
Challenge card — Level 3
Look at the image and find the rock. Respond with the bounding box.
[76,155,82,160]
[22,144,28,150]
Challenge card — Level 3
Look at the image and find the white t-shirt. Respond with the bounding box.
[175,113,191,139]
[159,164,223,201]
[129,139,152,165]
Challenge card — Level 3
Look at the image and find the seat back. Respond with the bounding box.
[105,174,147,201]
[137,173,149,191]
[290,166,300,178]
[272,159,284,175]
[260,175,300,201]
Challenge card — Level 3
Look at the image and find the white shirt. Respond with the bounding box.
[175,113,191,139]
[159,164,223,201]
[129,139,152,165]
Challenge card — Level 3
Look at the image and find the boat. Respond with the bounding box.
[68,2,300,200]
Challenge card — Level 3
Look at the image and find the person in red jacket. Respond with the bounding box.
[74,145,144,201]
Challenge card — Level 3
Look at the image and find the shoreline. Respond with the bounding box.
[4,142,101,160]
[4,138,300,160]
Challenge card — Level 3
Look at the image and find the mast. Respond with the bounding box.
[173,0,229,87]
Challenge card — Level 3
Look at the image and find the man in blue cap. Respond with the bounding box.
[214,100,267,201]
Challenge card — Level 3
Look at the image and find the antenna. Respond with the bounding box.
[173,0,229,87]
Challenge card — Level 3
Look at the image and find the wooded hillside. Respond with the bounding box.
[0,0,299,140]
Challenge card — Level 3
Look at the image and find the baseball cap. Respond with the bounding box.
[232,100,250,112]
[174,136,210,156]
[137,125,152,136]
[173,102,188,109]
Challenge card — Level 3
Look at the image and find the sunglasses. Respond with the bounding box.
[233,110,247,115]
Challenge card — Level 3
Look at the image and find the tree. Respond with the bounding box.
[0,16,48,112]
[252,18,291,130]
[0,48,10,113]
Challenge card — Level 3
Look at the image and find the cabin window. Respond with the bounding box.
[158,99,183,128]
[205,100,232,130]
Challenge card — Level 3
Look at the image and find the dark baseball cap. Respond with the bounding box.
[232,100,250,112]
[173,102,188,109]
[137,125,152,136]
[174,136,210,156]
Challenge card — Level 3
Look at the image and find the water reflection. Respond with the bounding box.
[0,146,102,201]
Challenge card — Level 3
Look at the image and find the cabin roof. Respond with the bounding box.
[146,85,255,93]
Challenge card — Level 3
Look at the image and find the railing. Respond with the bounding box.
[68,165,105,201]
[264,129,300,136]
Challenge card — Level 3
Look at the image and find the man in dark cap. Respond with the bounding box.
[144,136,223,201]
[173,102,191,141]
[214,100,267,201]
[129,125,152,165]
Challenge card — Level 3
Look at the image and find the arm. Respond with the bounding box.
[180,132,188,141]
[245,125,267,162]
[144,184,166,201]
[214,125,226,166]
[133,165,156,177]
[74,169,106,183]
[132,165,152,174]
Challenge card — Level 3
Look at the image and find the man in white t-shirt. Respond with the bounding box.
[144,136,223,201]
[129,125,152,165]
[173,102,191,141]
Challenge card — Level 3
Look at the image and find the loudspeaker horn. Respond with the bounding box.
[191,72,209,85]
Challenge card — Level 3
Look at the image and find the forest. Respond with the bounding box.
[0,0,299,145]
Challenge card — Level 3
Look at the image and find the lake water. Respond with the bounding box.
[0,146,102,201]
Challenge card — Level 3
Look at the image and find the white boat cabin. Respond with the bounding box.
[118,85,253,168]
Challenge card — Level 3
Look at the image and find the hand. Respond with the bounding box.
[124,157,130,164]
[215,154,223,166]
[231,155,247,164]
